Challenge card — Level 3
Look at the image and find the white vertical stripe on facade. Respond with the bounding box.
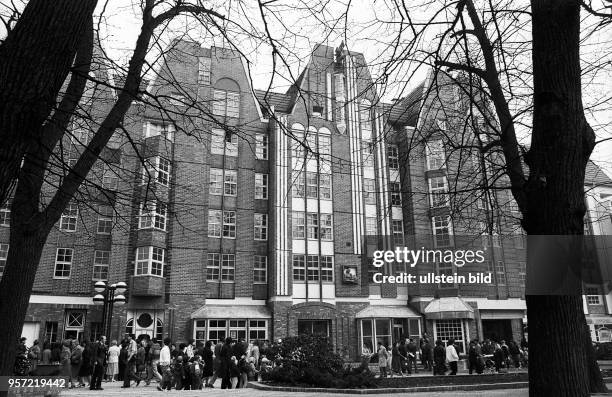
[275,116,289,295]
[375,110,391,249]
[346,56,364,254]
[326,72,333,120]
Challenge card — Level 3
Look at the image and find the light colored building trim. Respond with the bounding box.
[274,115,290,296]
[30,295,95,305]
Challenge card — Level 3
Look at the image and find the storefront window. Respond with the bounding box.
[297,320,329,336]
[360,318,421,355]
[435,319,466,353]
[193,319,268,343]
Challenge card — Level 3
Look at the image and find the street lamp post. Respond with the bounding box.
[93,281,127,340]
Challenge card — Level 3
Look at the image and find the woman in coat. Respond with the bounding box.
[433,339,446,375]
[202,341,214,387]
[60,340,73,387]
[391,342,402,376]
[78,340,92,387]
[377,341,388,378]
[69,340,84,388]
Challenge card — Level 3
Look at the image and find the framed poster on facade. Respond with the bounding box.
[342,265,358,284]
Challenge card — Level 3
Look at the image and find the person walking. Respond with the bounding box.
[78,340,92,388]
[446,339,459,375]
[203,340,214,387]
[157,337,173,391]
[220,338,234,389]
[391,341,402,377]
[121,334,141,388]
[106,340,120,382]
[377,341,388,378]
[90,335,107,390]
[147,339,162,385]
[60,340,72,388]
[209,339,223,387]
[69,340,83,388]
[433,339,446,375]
[421,337,433,371]
[407,338,419,374]
[398,339,408,375]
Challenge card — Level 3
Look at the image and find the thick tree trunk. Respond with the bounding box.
[0,0,96,206]
[526,1,604,396]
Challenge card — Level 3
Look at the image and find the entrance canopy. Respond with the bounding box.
[190,305,271,319]
[424,297,474,320]
[355,305,421,318]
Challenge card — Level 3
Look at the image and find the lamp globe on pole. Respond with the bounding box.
[115,281,127,295]
[93,294,105,305]
[94,281,107,293]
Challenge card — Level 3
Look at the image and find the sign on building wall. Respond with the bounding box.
[343,265,358,284]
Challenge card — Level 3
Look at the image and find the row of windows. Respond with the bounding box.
[209,169,269,199]
[193,319,267,344]
[291,212,333,240]
[292,171,331,199]
[292,255,334,282]
[207,211,268,240]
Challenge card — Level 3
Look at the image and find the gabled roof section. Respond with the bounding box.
[586,160,612,187]
[385,81,424,127]
[253,89,293,114]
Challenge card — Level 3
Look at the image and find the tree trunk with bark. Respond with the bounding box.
[525,0,604,395]
[0,0,96,206]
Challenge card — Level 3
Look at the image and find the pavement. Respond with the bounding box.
[58,378,530,397]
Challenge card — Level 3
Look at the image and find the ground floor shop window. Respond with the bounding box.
[193,319,269,343]
[594,324,612,342]
[64,311,85,341]
[125,311,163,339]
[297,319,329,337]
[360,318,421,355]
[434,319,466,353]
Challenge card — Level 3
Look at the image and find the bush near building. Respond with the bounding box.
[262,335,379,388]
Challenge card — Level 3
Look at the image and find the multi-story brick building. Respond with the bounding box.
[13,39,612,359]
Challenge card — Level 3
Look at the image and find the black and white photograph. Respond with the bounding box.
[0,0,611,396]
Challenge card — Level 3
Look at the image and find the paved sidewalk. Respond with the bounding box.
[59,379,529,397]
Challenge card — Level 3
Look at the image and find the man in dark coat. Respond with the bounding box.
[220,338,234,389]
[90,336,107,390]
[433,339,446,375]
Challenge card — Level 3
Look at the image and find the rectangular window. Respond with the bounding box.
[291,170,305,198]
[249,320,267,342]
[97,205,113,234]
[92,250,110,281]
[221,254,235,281]
[390,182,402,206]
[292,212,305,239]
[223,211,236,238]
[318,135,331,159]
[0,207,10,227]
[321,256,334,282]
[437,260,454,287]
[319,174,331,199]
[361,141,374,168]
[138,200,167,231]
[208,320,227,342]
[198,57,211,85]
[54,248,73,279]
[142,157,171,186]
[206,253,220,281]
[209,168,223,195]
[224,170,237,196]
[213,90,240,118]
[0,243,8,275]
[306,172,319,199]
[45,322,58,343]
[102,166,119,191]
[435,319,465,353]
[291,131,305,159]
[586,287,603,305]
[293,254,306,281]
[255,134,269,160]
[428,176,448,207]
[320,214,333,240]
[60,203,78,232]
[518,262,526,285]
[425,139,445,170]
[387,145,399,169]
[135,246,165,277]
[229,320,246,340]
[496,261,506,285]
[432,216,452,247]
[304,213,333,240]
[211,129,238,156]
[253,256,267,283]
[307,255,319,281]
[307,213,319,239]
[144,122,175,142]
[365,217,378,236]
[359,105,371,132]
[254,213,268,241]
[208,210,236,238]
[392,220,404,247]
[364,178,376,205]
[255,173,268,199]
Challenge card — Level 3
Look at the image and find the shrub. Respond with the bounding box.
[261,335,379,388]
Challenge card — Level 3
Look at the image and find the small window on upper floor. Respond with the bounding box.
[312,105,324,117]
[213,90,240,118]
[144,121,175,142]
[198,57,211,85]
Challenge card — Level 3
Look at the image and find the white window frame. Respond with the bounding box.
[306,172,319,199]
[142,156,171,187]
[434,319,466,354]
[432,216,453,248]
[293,254,306,281]
[361,141,374,168]
[291,170,305,198]
[586,287,603,305]
[365,216,378,236]
[143,121,175,142]
[60,203,78,232]
[209,168,223,195]
[255,134,269,160]
[211,129,238,156]
[206,254,235,282]
[249,320,268,342]
[97,205,113,234]
[392,220,404,247]
[292,212,305,239]
[213,90,240,118]
[135,246,165,277]
[428,176,448,208]
[255,173,268,199]
[254,213,268,241]
[221,254,235,281]
[387,145,399,170]
[138,200,167,231]
[319,173,332,200]
[223,169,237,196]
[0,243,8,275]
[518,261,526,285]
[198,57,211,85]
[390,181,402,206]
[102,166,119,191]
[363,178,376,205]
[92,250,110,281]
[425,139,445,170]
[206,253,220,281]
[253,256,267,283]
[0,207,10,227]
[321,256,334,282]
[54,248,73,279]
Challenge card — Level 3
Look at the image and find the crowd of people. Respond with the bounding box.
[374,333,528,377]
[15,334,276,391]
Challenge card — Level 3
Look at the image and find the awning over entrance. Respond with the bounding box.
[424,297,474,320]
[355,305,421,318]
[190,305,271,319]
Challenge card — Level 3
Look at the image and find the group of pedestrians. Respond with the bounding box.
[375,333,528,377]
